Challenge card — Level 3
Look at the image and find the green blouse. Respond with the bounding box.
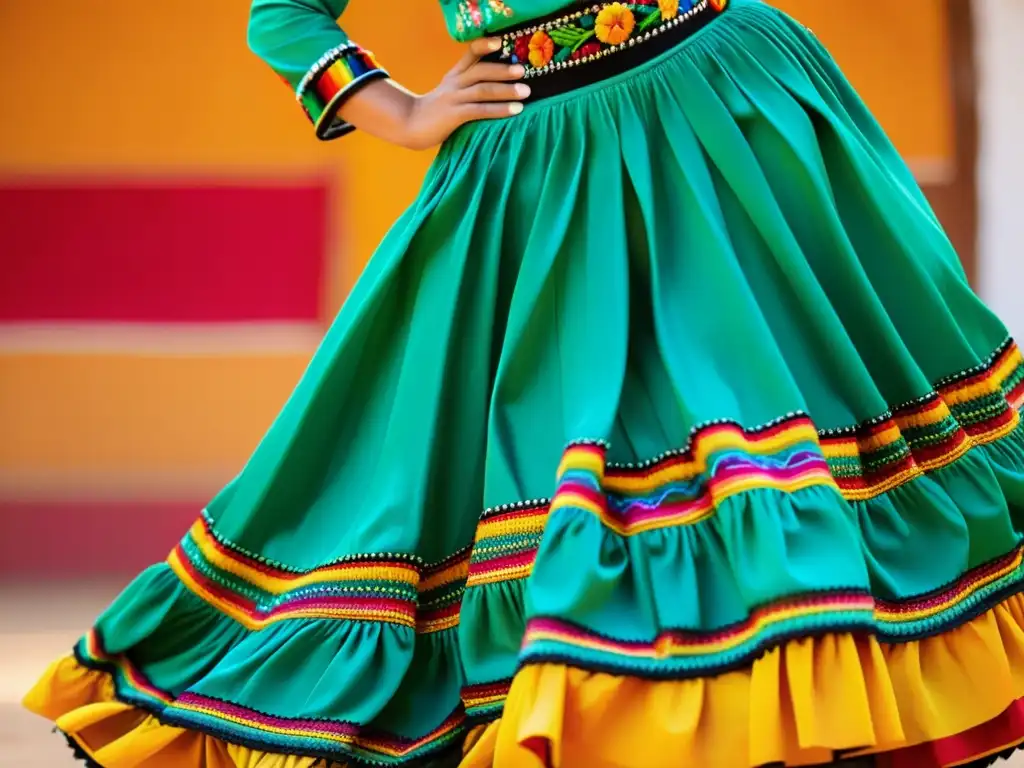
[248,0,570,140]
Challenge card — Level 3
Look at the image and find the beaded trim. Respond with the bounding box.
[294,43,389,140]
[466,340,1024,586]
[171,341,1022,635]
[76,541,1024,754]
[518,544,1024,678]
[69,338,1024,762]
[73,629,469,766]
[68,542,1024,764]
[168,515,470,634]
[461,544,1024,718]
[164,693,466,765]
[197,509,428,572]
[499,0,727,78]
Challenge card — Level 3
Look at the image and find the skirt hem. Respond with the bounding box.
[25,591,1024,768]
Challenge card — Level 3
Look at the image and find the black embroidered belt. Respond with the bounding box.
[488,0,729,102]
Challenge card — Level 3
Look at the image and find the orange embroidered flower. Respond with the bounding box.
[528,30,554,68]
[658,0,679,19]
[595,3,636,45]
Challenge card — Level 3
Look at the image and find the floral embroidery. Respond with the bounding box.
[658,0,680,18]
[455,0,515,37]
[501,0,728,78]
[572,41,602,60]
[529,30,555,68]
[595,3,635,44]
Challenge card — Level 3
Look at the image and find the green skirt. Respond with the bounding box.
[25,2,1024,767]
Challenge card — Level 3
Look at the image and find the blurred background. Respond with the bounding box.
[1,0,1022,764]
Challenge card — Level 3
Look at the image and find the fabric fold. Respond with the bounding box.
[24,2,1024,767]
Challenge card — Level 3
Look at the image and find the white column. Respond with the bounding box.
[975,0,1024,338]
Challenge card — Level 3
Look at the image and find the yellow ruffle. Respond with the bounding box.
[22,658,325,768]
[464,595,1024,768]
[23,594,1024,768]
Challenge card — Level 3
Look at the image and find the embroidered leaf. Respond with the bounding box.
[554,46,573,63]
[569,30,597,51]
[548,24,590,47]
[628,1,658,16]
[638,9,663,31]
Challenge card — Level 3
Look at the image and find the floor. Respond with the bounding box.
[0,580,131,768]
[1,581,1021,768]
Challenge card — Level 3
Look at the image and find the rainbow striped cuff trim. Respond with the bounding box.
[295,43,389,140]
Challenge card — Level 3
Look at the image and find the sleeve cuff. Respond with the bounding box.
[295,44,389,141]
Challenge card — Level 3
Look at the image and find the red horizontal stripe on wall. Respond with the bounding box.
[0,500,198,577]
[0,181,330,323]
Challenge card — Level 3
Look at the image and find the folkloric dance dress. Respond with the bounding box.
[25,1,1024,766]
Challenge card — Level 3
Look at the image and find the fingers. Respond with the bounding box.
[454,37,503,73]
[448,37,528,126]
[459,102,525,122]
[459,82,531,104]
[460,62,526,86]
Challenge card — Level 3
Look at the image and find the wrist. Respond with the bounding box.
[392,94,431,151]
[335,79,422,148]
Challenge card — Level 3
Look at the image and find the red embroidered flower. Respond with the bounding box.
[571,42,602,60]
[514,35,531,63]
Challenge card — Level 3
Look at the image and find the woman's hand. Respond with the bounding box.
[337,38,530,151]
[401,38,530,150]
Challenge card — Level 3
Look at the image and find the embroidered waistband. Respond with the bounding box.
[495,0,728,97]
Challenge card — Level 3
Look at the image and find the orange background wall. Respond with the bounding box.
[0,0,954,571]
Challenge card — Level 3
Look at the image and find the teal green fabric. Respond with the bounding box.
[247,0,353,92]
[61,2,1024,766]
[246,0,612,88]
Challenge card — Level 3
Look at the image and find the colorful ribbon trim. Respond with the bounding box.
[167,515,469,633]
[467,340,1024,586]
[295,43,389,140]
[73,629,468,765]
[517,545,1024,676]
[169,340,1024,640]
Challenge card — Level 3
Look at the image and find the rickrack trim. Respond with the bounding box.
[517,544,1024,677]
[461,545,1024,722]
[465,340,1024,585]
[69,545,1024,764]
[500,0,728,78]
[174,340,1022,632]
[170,515,471,633]
[198,509,426,572]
